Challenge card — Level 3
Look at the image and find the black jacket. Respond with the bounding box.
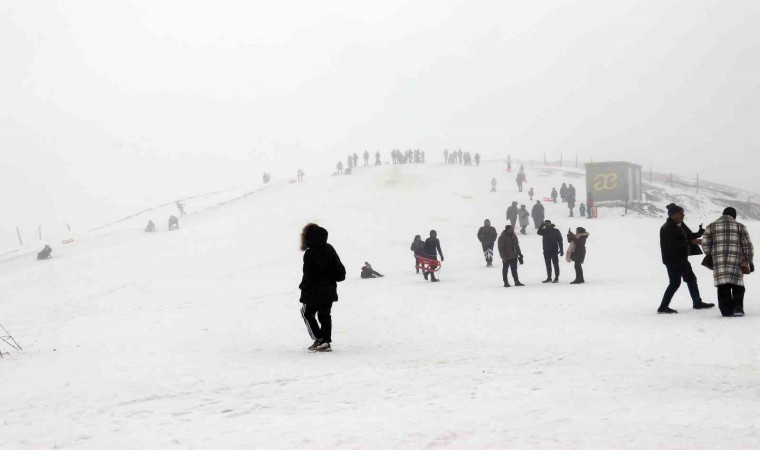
[567,230,588,263]
[299,225,346,305]
[531,204,545,219]
[477,226,497,244]
[537,225,564,255]
[660,218,690,265]
[424,237,443,259]
[410,239,425,255]
[682,222,704,256]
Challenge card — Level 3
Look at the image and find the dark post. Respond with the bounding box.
[670,173,673,188]
[16,227,23,246]
[38,225,42,240]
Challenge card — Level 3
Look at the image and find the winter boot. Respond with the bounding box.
[570,280,583,285]
[314,342,332,352]
[734,298,745,317]
[504,283,511,287]
[657,307,678,314]
[693,301,715,310]
[552,278,559,284]
[514,281,525,287]
[542,278,552,283]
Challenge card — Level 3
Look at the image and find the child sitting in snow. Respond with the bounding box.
[361,262,384,279]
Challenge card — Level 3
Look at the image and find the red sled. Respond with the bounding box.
[543,197,553,202]
[415,255,441,273]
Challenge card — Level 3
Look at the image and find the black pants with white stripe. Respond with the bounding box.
[301,302,333,343]
[482,242,494,264]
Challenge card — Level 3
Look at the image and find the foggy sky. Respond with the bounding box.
[2,0,759,247]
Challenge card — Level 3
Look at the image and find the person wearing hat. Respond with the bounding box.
[360,262,384,279]
[498,225,525,287]
[658,203,714,314]
[538,220,564,283]
[701,207,755,317]
[518,205,531,235]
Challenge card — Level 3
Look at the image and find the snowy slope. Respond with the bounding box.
[2,161,759,449]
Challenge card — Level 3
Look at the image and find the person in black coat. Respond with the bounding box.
[537,220,564,283]
[37,245,52,260]
[658,204,713,314]
[423,230,444,282]
[506,201,519,228]
[531,201,545,229]
[410,234,425,273]
[567,227,589,284]
[299,224,346,352]
[360,262,384,278]
[477,219,498,267]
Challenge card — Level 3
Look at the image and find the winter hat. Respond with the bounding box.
[505,225,512,231]
[576,227,587,234]
[666,203,684,216]
[723,207,737,219]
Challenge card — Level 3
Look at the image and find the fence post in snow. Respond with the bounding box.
[670,173,673,188]
[38,225,42,240]
[16,227,23,246]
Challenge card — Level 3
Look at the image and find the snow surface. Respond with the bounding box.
[2,162,759,449]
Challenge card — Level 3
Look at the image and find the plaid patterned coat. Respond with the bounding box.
[701,215,754,286]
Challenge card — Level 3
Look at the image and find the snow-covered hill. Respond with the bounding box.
[2,161,759,449]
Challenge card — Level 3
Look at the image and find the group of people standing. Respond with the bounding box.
[392,149,425,164]
[659,203,754,316]
[477,218,589,287]
[549,183,586,217]
[443,149,480,166]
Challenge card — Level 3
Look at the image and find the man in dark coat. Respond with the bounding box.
[538,220,564,283]
[560,183,568,203]
[498,225,524,287]
[299,224,346,352]
[658,203,714,314]
[363,151,370,166]
[531,201,545,229]
[423,230,444,282]
[477,219,498,267]
[474,153,480,166]
[551,188,558,203]
[506,201,519,228]
[567,194,576,217]
[515,173,525,192]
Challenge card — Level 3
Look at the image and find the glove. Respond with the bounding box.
[518,255,524,265]
[751,263,755,273]
[699,223,705,232]
[441,256,445,262]
[560,252,564,257]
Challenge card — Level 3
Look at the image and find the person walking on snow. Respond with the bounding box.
[299,223,346,352]
[566,227,589,284]
[477,219,498,267]
[422,230,444,282]
[297,168,305,182]
[560,183,568,203]
[538,220,564,283]
[518,205,531,235]
[506,201,519,228]
[410,235,425,274]
[531,201,545,229]
[498,225,525,287]
[567,193,576,217]
[491,178,497,192]
[336,161,344,175]
[658,203,714,314]
[375,151,382,165]
[528,187,535,201]
[363,151,369,166]
[474,153,481,166]
[701,207,754,317]
[516,172,526,192]
[551,188,558,203]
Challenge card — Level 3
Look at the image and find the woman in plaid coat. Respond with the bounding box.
[701,207,755,317]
